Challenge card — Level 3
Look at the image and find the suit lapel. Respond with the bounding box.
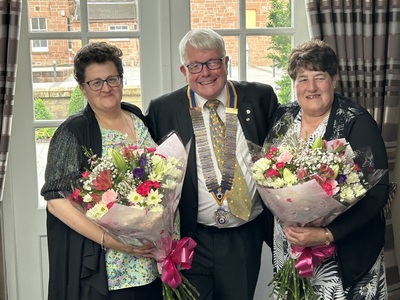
[235,84,260,144]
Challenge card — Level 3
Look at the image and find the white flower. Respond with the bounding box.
[146,189,163,207]
[83,194,93,203]
[352,183,366,198]
[151,203,164,212]
[345,172,360,184]
[86,202,108,220]
[127,190,145,206]
[339,186,355,202]
[161,178,178,189]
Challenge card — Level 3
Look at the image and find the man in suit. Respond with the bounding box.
[146,28,278,300]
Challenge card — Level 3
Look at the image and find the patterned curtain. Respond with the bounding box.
[305,0,400,298]
[0,0,22,201]
[305,0,400,170]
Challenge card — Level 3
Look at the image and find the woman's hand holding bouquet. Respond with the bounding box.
[67,131,199,300]
[247,129,387,300]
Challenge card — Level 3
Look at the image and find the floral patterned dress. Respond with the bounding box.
[101,112,159,290]
[273,110,387,300]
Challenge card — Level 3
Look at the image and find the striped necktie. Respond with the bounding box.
[205,100,252,221]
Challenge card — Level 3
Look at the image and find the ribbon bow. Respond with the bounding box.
[157,237,197,288]
[290,244,336,278]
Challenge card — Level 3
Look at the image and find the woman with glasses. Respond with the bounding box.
[41,42,162,300]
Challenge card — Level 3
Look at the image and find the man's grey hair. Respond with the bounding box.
[179,29,226,64]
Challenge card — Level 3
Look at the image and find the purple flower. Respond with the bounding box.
[139,154,147,167]
[336,174,347,184]
[133,167,145,179]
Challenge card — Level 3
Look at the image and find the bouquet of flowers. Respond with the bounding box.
[247,128,387,300]
[67,131,199,300]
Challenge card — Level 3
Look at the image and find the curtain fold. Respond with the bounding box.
[0,0,21,201]
[305,1,400,298]
[305,0,400,170]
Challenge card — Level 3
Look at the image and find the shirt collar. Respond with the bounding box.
[195,88,228,110]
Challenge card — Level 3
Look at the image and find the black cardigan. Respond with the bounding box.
[267,94,390,288]
[41,102,146,300]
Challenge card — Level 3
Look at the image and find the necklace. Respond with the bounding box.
[122,111,136,143]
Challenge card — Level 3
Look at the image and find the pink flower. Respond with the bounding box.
[277,150,293,163]
[321,178,338,196]
[318,164,334,180]
[296,168,308,181]
[102,189,118,206]
[82,171,89,179]
[266,169,280,178]
[136,180,153,196]
[275,162,285,169]
[147,147,157,153]
[321,181,334,196]
[331,139,344,151]
[152,181,160,189]
[91,169,112,191]
[91,193,101,204]
[269,146,278,153]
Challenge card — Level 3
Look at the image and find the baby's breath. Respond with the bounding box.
[252,133,366,205]
[74,145,184,216]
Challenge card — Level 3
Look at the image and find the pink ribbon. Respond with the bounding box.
[157,237,197,289]
[291,244,336,278]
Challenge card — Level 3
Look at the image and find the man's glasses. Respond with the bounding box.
[85,75,123,91]
[185,57,225,74]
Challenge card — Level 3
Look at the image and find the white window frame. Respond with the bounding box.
[30,17,48,52]
[108,24,130,41]
[3,1,309,299]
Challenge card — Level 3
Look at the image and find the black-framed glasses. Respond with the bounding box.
[85,75,123,91]
[185,57,225,74]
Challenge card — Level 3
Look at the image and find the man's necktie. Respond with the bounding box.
[205,100,252,221]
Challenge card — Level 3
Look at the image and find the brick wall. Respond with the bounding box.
[29,0,277,68]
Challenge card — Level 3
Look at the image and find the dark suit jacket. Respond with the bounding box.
[146,81,278,239]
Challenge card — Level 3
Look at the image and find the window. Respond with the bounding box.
[109,24,129,31]
[31,17,48,51]
[190,0,296,104]
[8,1,308,299]
[27,0,142,209]
[109,24,130,41]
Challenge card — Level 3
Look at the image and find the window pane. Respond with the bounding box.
[35,127,55,209]
[191,0,238,29]
[88,0,139,32]
[246,0,292,29]
[247,35,291,104]
[263,0,292,28]
[32,39,82,121]
[224,36,239,81]
[32,38,142,122]
[28,0,81,32]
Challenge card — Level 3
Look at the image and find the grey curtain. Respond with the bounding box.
[0,0,21,201]
[305,0,400,170]
[305,0,400,298]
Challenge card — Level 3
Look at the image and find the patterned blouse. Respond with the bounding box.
[101,112,159,290]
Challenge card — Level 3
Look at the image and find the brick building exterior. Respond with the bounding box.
[29,0,276,70]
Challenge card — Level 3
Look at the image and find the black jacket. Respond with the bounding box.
[268,94,389,288]
[146,81,278,242]
[41,102,146,300]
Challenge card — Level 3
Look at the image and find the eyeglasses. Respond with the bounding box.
[185,57,225,74]
[85,75,122,91]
